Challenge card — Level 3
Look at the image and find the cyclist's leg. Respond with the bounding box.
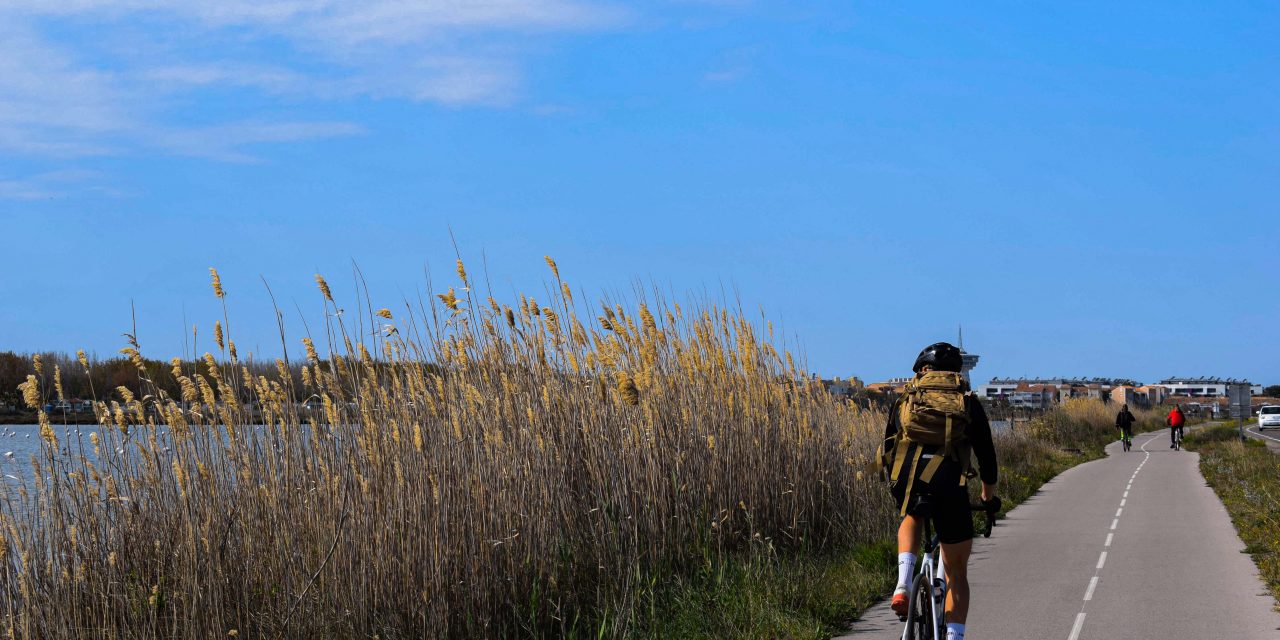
[940,539,973,624]
[898,514,922,557]
[928,484,974,626]
[890,486,923,615]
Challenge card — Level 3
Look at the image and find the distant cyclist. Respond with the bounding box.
[880,342,999,640]
[1166,405,1185,449]
[1115,404,1136,450]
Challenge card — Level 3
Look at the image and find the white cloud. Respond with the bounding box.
[703,46,759,84]
[0,0,628,160]
[0,169,118,200]
[148,121,366,162]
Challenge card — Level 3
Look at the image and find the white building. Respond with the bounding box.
[977,381,1020,400]
[1158,378,1260,398]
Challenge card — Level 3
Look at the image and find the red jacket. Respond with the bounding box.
[1167,408,1185,427]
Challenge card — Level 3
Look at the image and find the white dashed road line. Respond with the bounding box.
[1067,432,1158,640]
[1068,612,1087,640]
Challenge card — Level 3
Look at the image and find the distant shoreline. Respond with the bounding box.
[0,412,101,426]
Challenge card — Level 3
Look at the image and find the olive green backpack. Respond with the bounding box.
[881,371,974,514]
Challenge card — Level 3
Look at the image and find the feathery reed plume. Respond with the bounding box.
[315,274,333,301]
[455,259,468,286]
[214,321,225,350]
[376,308,393,319]
[437,288,459,312]
[210,268,225,298]
[18,375,39,409]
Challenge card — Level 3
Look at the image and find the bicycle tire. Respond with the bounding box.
[903,570,935,640]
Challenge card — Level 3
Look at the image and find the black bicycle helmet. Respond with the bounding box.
[912,342,963,373]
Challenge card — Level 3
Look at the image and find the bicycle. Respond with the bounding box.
[899,499,999,640]
[1172,426,1183,451]
[1120,430,1132,452]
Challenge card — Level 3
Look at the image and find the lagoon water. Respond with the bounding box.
[0,424,68,465]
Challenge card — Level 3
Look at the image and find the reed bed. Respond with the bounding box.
[1026,397,1163,451]
[0,259,893,639]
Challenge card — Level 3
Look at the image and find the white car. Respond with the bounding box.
[1259,405,1280,430]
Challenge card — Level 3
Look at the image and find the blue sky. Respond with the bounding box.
[0,1,1277,385]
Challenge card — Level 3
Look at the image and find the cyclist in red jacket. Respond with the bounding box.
[1166,405,1186,448]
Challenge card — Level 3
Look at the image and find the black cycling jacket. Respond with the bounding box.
[882,394,999,486]
[1115,409,1136,430]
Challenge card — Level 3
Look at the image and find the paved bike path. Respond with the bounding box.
[837,431,1280,639]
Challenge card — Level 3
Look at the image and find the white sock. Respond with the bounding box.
[896,552,916,589]
[946,622,965,640]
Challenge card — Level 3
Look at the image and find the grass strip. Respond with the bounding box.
[632,411,1129,639]
[1184,424,1280,607]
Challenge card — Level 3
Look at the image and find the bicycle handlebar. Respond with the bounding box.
[970,499,1001,538]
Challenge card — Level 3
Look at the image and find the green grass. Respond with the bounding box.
[632,542,894,639]
[1184,425,1280,607]
[628,423,1111,639]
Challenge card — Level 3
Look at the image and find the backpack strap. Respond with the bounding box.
[943,415,953,458]
[918,453,944,484]
[898,446,924,517]
[889,436,910,482]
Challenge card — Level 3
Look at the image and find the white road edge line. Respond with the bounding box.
[1105,533,1113,547]
[1115,508,1123,517]
[1096,551,1107,569]
[1084,576,1098,601]
[1069,612,1087,640]
[1246,426,1280,443]
[1120,498,1126,506]
[1110,519,1118,530]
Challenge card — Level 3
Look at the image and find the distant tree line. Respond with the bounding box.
[0,350,307,412]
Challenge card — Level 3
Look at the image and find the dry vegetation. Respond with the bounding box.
[0,258,1157,639]
[1,259,893,639]
[1185,425,1280,606]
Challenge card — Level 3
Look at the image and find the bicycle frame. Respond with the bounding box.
[898,502,995,640]
[900,522,946,640]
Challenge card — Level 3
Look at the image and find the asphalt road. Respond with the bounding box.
[1243,422,1280,453]
[838,430,1280,639]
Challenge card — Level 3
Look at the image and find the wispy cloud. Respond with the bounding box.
[148,121,366,163]
[703,46,760,84]
[0,0,629,160]
[0,169,123,200]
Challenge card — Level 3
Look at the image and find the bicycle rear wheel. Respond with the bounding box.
[903,571,936,640]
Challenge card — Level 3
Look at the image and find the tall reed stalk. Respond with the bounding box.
[1,259,892,638]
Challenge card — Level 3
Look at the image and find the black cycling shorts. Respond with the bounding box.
[890,454,974,545]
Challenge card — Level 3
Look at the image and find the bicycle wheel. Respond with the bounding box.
[903,570,935,640]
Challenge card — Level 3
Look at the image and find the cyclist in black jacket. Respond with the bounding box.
[1115,404,1136,449]
[881,343,999,640]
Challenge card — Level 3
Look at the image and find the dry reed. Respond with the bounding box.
[0,259,892,639]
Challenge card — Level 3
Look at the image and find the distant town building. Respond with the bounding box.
[1110,386,1139,406]
[1158,377,1261,398]
[978,377,1137,403]
[822,376,863,399]
[867,377,913,394]
[1008,385,1055,409]
[1136,385,1168,406]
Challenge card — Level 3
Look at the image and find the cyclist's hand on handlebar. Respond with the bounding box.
[982,495,1002,515]
[980,482,996,503]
